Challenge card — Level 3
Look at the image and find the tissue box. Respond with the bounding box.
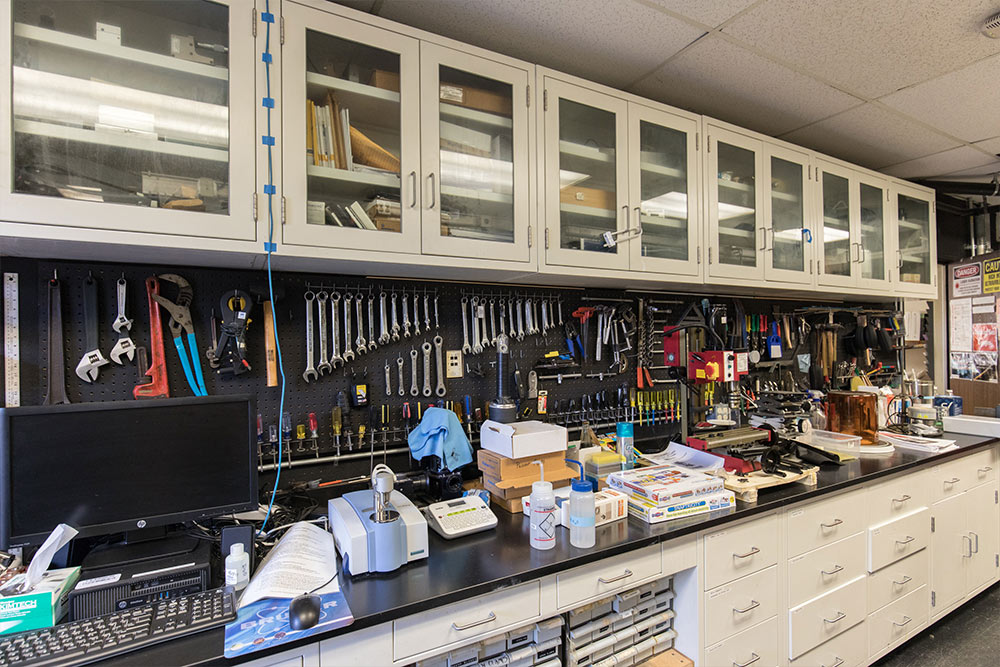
[480,420,567,458]
[522,487,629,527]
[0,567,80,635]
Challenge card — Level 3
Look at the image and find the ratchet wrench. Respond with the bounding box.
[422,341,433,397]
[471,297,483,354]
[402,293,412,338]
[434,335,446,397]
[391,292,400,342]
[379,291,390,345]
[410,347,419,396]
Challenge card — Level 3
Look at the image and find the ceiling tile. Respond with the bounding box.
[628,34,862,136]
[640,0,759,28]
[880,54,1000,142]
[722,0,1000,98]
[936,160,1000,182]
[881,146,998,179]
[371,0,706,89]
[975,136,1000,156]
[781,103,961,169]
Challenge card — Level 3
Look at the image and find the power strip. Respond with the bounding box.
[3,273,19,407]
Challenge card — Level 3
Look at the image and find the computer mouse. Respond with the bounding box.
[288,593,321,631]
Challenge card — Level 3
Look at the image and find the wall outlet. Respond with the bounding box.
[446,350,464,378]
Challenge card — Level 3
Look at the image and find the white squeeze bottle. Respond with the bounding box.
[529,461,556,551]
[225,543,251,591]
[566,460,596,549]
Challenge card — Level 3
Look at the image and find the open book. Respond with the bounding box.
[224,522,353,658]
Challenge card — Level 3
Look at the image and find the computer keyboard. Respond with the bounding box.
[0,587,236,666]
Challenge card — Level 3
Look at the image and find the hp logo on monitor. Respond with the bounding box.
[136,520,147,528]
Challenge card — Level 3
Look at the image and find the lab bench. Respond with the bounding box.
[97,433,999,667]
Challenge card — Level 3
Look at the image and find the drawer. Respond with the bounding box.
[704,513,778,590]
[866,470,927,527]
[704,616,778,667]
[928,450,994,503]
[788,575,866,659]
[393,581,540,660]
[786,490,866,557]
[557,543,661,609]
[788,532,866,608]
[789,620,866,667]
[867,549,929,613]
[968,448,997,487]
[868,584,928,658]
[867,508,929,572]
[705,566,778,646]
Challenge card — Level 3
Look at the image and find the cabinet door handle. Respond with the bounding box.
[895,535,915,546]
[892,494,911,503]
[823,611,846,624]
[892,615,913,628]
[892,575,913,586]
[944,477,960,485]
[821,564,844,576]
[859,242,867,264]
[758,227,766,251]
[963,535,973,558]
[427,173,436,209]
[897,248,903,269]
[733,546,760,559]
[409,171,417,208]
[821,518,844,528]
[598,568,633,585]
[451,611,496,631]
[733,652,761,667]
[633,206,644,240]
[979,466,993,474]
[825,658,845,667]
[971,531,980,554]
[732,599,760,614]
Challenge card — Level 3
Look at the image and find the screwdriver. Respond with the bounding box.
[381,404,390,460]
[464,395,473,439]
[629,387,636,423]
[637,392,644,426]
[331,407,342,455]
[256,413,264,445]
[403,402,412,434]
[308,412,318,439]
[296,424,306,440]
[281,412,292,442]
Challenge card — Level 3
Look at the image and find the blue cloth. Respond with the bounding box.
[407,407,473,471]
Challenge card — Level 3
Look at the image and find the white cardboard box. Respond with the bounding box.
[480,420,567,458]
[943,414,1000,436]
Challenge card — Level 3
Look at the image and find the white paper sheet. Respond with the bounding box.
[238,522,339,609]
[951,298,973,352]
[640,441,723,473]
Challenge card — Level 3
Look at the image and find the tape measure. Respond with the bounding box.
[3,273,19,407]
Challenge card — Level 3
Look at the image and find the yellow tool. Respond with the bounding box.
[668,390,676,421]
[637,391,644,426]
[331,407,343,453]
[629,387,637,423]
[705,382,715,407]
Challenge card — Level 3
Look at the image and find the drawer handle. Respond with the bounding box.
[733,547,760,559]
[732,600,760,614]
[820,519,844,528]
[979,466,993,474]
[823,611,847,624]
[892,575,913,586]
[891,494,911,503]
[451,611,496,632]
[733,652,761,667]
[821,564,844,576]
[895,535,916,546]
[824,658,845,667]
[892,615,913,628]
[598,569,633,585]
[944,477,960,485]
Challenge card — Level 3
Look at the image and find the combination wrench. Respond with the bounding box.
[460,297,472,355]
[531,298,540,334]
[342,294,356,363]
[402,293,412,338]
[471,297,483,354]
[421,341,433,397]
[410,347,419,396]
[434,335,446,397]
[354,292,367,355]
[367,293,378,351]
[302,291,318,383]
[390,292,400,342]
[397,355,405,396]
[557,299,564,325]
[516,298,525,341]
[498,298,507,338]
[423,294,431,332]
[413,295,421,336]
[330,292,344,367]
[378,291,390,345]
[541,299,549,333]
[524,298,533,336]
[508,298,516,338]
[489,299,498,345]
[316,292,332,376]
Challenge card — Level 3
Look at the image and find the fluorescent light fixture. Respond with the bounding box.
[823,227,850,242]
[640,191,753,220]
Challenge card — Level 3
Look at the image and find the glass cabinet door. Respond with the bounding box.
[816,161,856,287]
[895,188,935,290]
[765,146,811,284]
[280,6,420,253]
[857,178,889,289]
[543,77,630,271]
[2,0,255,240]
[707,126,764,281]
[627,103,700,276]
[419,43,531,263]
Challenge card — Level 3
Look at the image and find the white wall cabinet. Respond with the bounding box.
[892,182,938,298]
[764,144,814,286]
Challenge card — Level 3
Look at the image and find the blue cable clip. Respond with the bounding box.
[264,184,276,195]
[261,11,275,23]
[261,135,275,146]
[262,96,275,109]
[263,242,277,253]
[261,52,272,64]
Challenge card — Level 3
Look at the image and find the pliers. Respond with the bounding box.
[565,321,582,360]
[152,274,208,397]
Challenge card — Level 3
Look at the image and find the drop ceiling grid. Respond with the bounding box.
[881,146,1000,179]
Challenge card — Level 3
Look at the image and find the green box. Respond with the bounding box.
[0,567,80,636]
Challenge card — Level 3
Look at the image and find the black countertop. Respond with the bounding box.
[103,433,998,666]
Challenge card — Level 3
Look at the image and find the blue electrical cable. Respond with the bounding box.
[258,0,284,535]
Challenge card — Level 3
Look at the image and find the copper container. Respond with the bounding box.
[827,391,878,446]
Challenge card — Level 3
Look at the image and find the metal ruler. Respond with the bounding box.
[4,273,19,407]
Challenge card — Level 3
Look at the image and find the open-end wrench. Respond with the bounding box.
[43,271,70,405]
[355,293,367,355]
[397,355,405,397]
[342,294,355,363]
[595,310,605,363]
[302,291,318,383]
[516,298,525,341]
[378,291,390,345]
[460,297,472,354]
[489,299,498,346]
[471,297,483,354]
[423,294,431,332]
[402,293,412,338]
[480,302,490,347]
[110,276,135,364]
[524,298,533,336]
[410,347,419,396]
[434,294,440,329]
[317,292,332,376]
[385,361,392,396]
[391,292,400,342]
[330,292,344,368]
[422,341,433,397]
[557,299,564,325]
[367,293,378,352]
[434,335,446,397]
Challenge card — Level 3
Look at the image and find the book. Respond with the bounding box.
[223,522,353,658]
[338,203,362,229]
[607,464,725,506]
[324,204,344,227]
[348,201,377,230]
[341,107,353,170]
[349,126,401,173]
[305,99,315,165]
[364,196,401,219]
[327,92,345,169]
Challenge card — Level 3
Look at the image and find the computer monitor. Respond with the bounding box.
[0,396,258,550]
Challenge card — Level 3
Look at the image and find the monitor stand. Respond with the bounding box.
[82,527,199,571]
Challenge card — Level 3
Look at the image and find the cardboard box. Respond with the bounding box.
[477,448,567,480]
[440,83,512,116]
[480,420,567,459]
[370,69,400,92]
[655,648,693,666]
[559,185,616,211]
[0,567,80,636]
[485,468,576,502]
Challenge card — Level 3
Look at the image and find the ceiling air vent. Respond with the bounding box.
[985,10,1000,38]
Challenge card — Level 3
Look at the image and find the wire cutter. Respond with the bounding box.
[152,274,208,397]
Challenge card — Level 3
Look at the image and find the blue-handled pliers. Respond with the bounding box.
[152,274,208,397]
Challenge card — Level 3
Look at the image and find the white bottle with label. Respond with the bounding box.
[225,543,251,591]
[569,478,596,548]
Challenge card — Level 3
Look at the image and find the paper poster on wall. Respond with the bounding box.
[950,298,973,351]
[973,323,998,351]
[951,352,971,379]
[953,263,983,296]
[985,258,1000,293]
[972,352,998,382]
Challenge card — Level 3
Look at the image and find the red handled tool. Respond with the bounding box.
[133,277,170,399]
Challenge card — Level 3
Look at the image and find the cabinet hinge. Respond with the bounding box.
[252,8,257,38]
[808,165,812,179]
[526,85,530,108]
[696,245,701,264]
[281,195,286,225]
[708,246,713,264]
[931,591,936,607]
[931,516,935,532]
[707,135,711,153]
[280,16,285,45]
[695,133,699,151]
[544,227,550,249]
[252,192,258,222]
[995,489,998,504]
[528,225,533,247]
[996,554,998,567]
[809,258,813,274]
[543,89,548,111]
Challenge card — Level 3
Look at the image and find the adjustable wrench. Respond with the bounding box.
[397,355,405,396]
[471,297,483,354]
[390,292,400,342]
[385,361,392,396]
[410,347,419,396]
[354,293,367,355]
[422,341,433,397]
[461,297,472,355]
[76,273,110,382]
[110,276,135,364]
[423,294,431,332]
[378,291,390,345]
[330,292,344,367]
[342,294,355,363]
[367,293,378,352]
[316,292,332,376]
[302,291,318,383]
[434,335,447,397]
[402,293,412,338]
[489,299,498,346]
